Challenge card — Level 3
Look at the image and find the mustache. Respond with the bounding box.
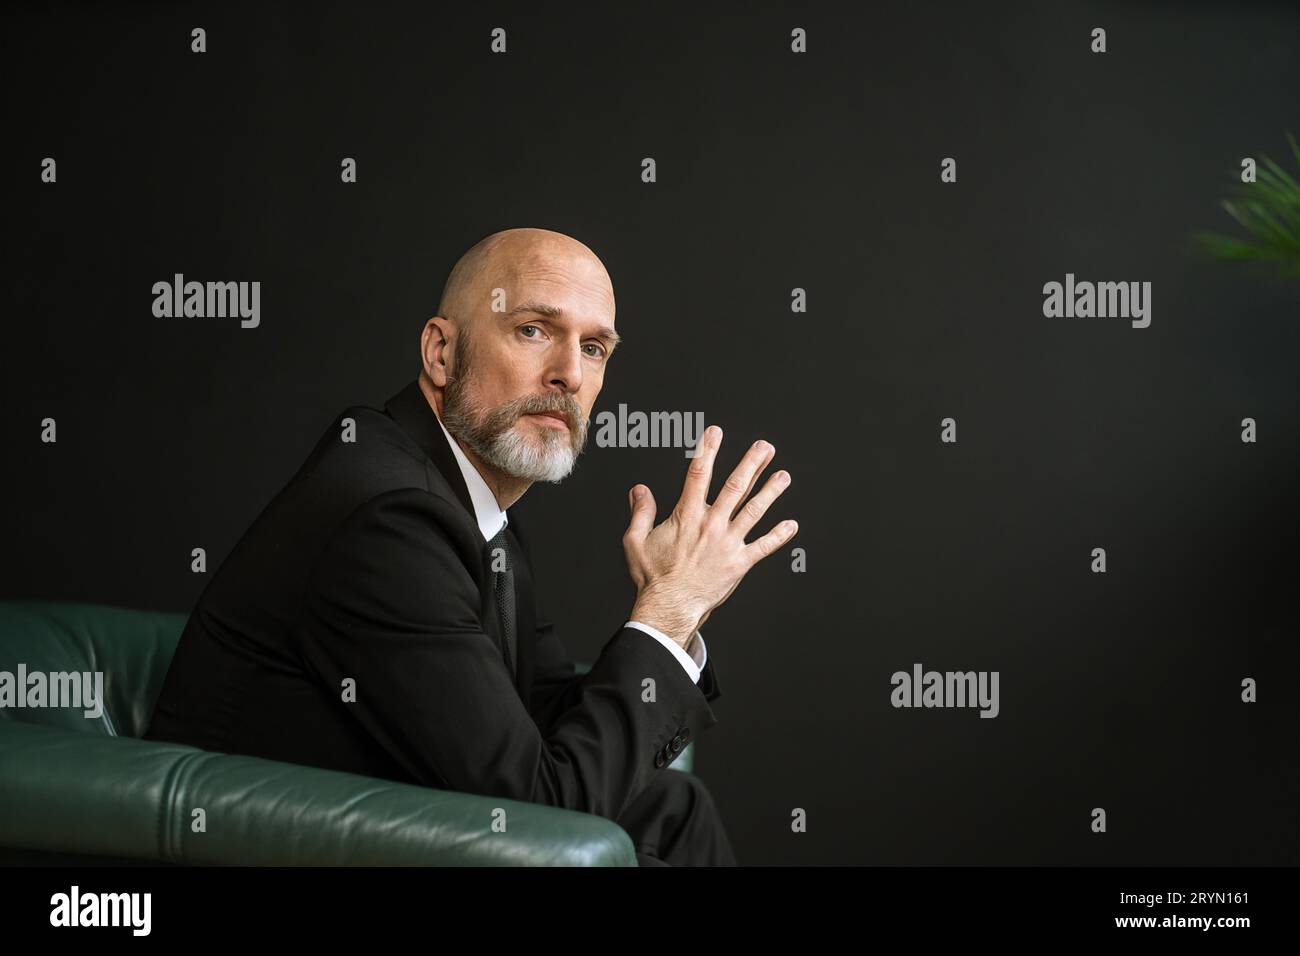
[511,394,584,427]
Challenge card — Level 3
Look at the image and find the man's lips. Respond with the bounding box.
[524,411,570,429]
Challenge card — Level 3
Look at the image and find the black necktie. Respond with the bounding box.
[486,525,517,679]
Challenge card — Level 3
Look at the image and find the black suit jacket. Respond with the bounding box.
[144,380,721,821]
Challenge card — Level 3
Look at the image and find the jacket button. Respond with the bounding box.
[654,750,667,768]
[670,735,684,753]
[679,727,691,740]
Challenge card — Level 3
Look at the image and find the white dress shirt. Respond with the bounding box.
[432,410,708,683]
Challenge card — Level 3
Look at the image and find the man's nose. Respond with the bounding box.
[544,342,585,394]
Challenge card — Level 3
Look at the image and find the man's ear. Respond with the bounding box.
[421,317,452,387]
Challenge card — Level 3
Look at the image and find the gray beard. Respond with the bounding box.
[440,377,588,484]
[471,419,581,483]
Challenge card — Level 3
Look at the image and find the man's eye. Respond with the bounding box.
[583,344,607,358]
[520,325,540,338]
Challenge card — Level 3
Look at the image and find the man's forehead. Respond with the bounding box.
[511,253,610,289]
[500,263,615,318]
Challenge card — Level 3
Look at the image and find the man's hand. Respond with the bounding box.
[623,425,797,648]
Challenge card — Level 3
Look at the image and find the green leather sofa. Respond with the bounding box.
[0,600,695,866]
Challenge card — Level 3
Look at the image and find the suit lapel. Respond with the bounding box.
[384,379,531,698]
[384,380,476,520]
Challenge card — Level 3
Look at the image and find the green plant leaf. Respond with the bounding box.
[1193,133,1300,280]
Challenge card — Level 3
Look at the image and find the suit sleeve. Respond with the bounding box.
[302,487,719,821]
[528,613,584,732]
[514,513,721,730]
[528,617,722,734]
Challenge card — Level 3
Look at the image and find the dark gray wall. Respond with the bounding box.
[4,0,1298,865]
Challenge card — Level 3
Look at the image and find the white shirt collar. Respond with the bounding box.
[433,408,508,543]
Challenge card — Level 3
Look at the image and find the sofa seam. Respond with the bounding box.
[155,750,212,861]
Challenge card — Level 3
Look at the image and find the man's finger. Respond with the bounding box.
[730,468,790,538]
[742,518,799,566]
[713,439,774,519]
[728,443,775,520]
[625,484,658,541]
[678,424,722,515]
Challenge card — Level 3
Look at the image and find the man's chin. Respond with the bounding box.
[487,426,578,482]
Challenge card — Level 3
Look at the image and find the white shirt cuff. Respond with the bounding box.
[624,621,706,683]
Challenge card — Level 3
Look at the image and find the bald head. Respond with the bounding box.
[437,228,615,338]
[417,227,619,502]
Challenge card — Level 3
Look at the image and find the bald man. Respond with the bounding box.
[144,228,797,866]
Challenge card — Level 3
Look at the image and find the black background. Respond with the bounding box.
[3,0,1298,865]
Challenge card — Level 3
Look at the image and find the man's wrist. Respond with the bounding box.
[629,587,700,649]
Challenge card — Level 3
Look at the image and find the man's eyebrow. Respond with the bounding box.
[504,301,622,348]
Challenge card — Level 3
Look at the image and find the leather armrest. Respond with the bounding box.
[0,721,636,866]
